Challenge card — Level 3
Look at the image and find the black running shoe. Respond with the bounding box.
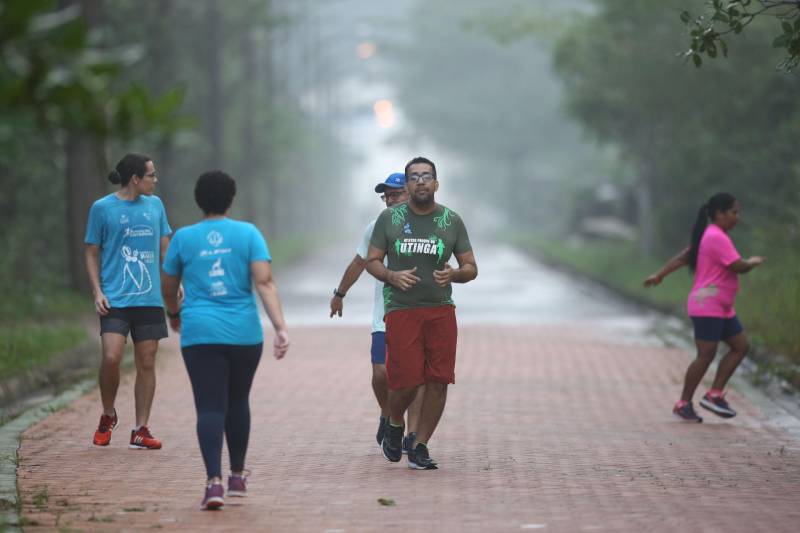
[402,432,416,455]
[381,421,404,463]
[699,392,736,418]
[673,401,703,423]
[408,443,438,470]
[376,416,386,446]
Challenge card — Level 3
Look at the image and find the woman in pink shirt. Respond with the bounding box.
[644,193,764,422]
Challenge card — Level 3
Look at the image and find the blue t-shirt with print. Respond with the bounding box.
[162,218,271,348]
[84,193,172,308]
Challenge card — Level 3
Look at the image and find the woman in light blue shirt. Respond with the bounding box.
[162,170,290,510]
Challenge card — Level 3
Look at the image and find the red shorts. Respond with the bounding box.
[384,306,457,390]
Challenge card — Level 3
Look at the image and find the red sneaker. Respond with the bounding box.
[129,426,162,450]
[93,410,118,446]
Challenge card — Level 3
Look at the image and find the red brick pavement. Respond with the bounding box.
[17,325,800,532]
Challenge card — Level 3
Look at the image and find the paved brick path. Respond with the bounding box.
[17,325,800,532]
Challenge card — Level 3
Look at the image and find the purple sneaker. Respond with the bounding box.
[227,471,249,497]
[201,483,224,510]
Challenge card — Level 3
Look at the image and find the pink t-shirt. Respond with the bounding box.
[687,224,741,318]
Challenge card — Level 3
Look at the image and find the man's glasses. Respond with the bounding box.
[380,190,406,201]
[407,172,434,184]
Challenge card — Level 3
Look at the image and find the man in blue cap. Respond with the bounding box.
[330,172,424,451]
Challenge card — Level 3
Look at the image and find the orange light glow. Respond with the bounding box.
[373,99,395,128]
[356,41,377,60]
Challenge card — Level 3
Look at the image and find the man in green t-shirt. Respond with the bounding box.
[366,156,478,470]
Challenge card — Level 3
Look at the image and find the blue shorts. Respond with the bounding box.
[690,316,743,342]
[370,331,386,364]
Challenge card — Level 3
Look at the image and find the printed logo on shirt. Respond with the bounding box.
[120,214,130,225]
[124,226,155,238]
[207,230,223,247]
[433,208,453,229]
[694,284,719,304]
[210,281,228,297]
[391,204,408,226]
[403,222,412,235]
[119,245,153,295]
[209,258,225,278]
[394,236,445,262]
[143,211,152,221]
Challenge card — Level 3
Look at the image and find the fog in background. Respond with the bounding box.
[3,0,798,358]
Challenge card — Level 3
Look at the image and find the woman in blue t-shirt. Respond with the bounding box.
[162,170,290,510]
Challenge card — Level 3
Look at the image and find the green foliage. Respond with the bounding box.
[681,0,800,71]
[0,322,87,380]
[510,234,691,310]
[0,0,186,138]
[32,486,49,509]
[553,0,800,255]
[516,234,800,362]
[736,235,800,357]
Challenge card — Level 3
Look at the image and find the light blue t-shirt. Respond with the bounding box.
[356,219,385,333]
[162,218,271,348]
[84,193,172,308]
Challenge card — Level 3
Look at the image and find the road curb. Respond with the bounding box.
[0,377,96,531]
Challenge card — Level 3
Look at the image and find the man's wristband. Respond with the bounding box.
[333,288,346,299]
[166,309,180,319]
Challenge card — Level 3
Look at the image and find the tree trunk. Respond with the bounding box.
[241,28,258,224]
[64,0,107,292]
[65,132,108,292]
[205,0,223,169]
[636,165,655,259]
[262,0,277,237]
[150,0,177,209]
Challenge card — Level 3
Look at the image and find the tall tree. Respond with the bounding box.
[62,0,108,292]
[553,0,800,253]
[205,0,223,168]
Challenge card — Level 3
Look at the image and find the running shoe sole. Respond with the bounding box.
[699,397,736,418]
[202,497,224,510]
[129,444,162,450]
[672,412,703,423]
[408,460,438,470]
[227,491,246,497]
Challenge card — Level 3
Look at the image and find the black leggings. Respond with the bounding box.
[182,343,263,479]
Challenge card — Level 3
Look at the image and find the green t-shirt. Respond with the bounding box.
[370,202,472,314]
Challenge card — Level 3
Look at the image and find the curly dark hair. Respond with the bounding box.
[194,170,236,215]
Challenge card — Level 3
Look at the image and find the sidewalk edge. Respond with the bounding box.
[0,378,95,531]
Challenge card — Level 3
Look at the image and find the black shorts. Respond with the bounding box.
[690,316,744,342]
[99,306,168,343]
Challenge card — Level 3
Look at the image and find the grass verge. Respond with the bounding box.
[510,234,800,370]
[0,289,90,382]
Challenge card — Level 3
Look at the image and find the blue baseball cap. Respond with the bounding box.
[375,172,406,193]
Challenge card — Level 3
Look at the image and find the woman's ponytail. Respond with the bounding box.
[687,193,736,272]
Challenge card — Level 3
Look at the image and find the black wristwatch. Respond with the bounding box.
[166,309,180,319]
[333,288,346,299]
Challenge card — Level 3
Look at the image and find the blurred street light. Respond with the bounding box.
[356,41,377,60]
[373,99,395,128]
